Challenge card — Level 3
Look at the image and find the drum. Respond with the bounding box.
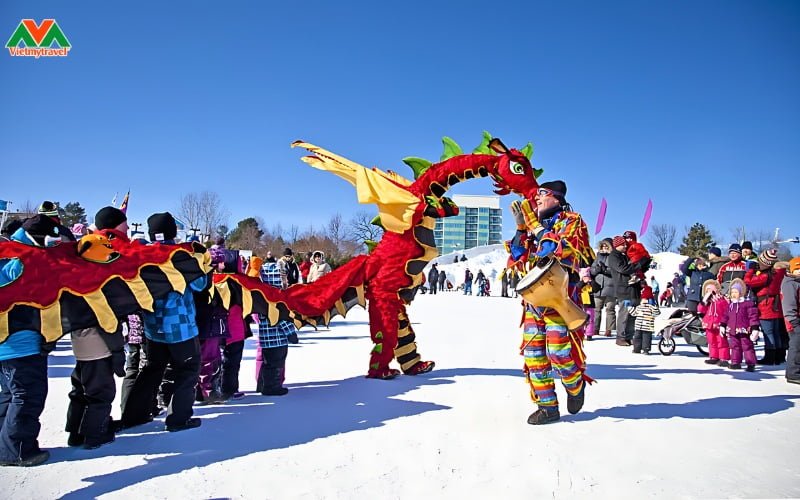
[515,256,588,331]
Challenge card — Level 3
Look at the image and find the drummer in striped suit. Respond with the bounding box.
[509,180,595,425]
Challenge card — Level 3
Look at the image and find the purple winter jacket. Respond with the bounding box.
[720,298,759,334]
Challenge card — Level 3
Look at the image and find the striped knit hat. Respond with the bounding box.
[758,248,778,268]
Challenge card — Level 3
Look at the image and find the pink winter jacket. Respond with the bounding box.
[721,298,760,334]
[226,304,247,343]
[698,296,728,331]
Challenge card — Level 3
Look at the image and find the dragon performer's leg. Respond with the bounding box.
[396,308,434,375]
[367,298,402,379]
[366,300,435,379]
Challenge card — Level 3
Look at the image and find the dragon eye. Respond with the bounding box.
[509,161,525,175]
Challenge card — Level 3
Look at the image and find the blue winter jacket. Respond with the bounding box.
[142,241,208,344]
[0,232,43,361]
[681,258,715,303]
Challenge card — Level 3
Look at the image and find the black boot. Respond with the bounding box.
[527,406,561,425]
[776,349,787,364]
[567,384,585,415]
[757,349,775,366]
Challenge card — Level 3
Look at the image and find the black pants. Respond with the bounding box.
[121,337,200,428]
[632,329,653,353]
[121,341,161,416]
[0,354,48,462]
[66,357,115,443]
[787,332,800,381]
[221,340,244,395]
[430,281,437,294]
[686,300,699,314]
[257,346,287,394]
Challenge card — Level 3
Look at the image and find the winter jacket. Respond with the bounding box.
[780,274,800,333]
[227,304,247,343]
[628,302,661,332]
[71,325,125,362]
[142,241,209,344]
[256,262,296,349]
[707,256,728,278]
[438,272,446,286]
[744,267,786,320]
[299,259,311,281]
[681,258,715,303]
[428,267,439,286]
[698,296,728,331]
[606,249,640,301]
[307,252,332,283]
[0,232,42,361]
[718,259,747,288]
[277,257,300,287]
[720,298,759,334]
[590,252,616,298]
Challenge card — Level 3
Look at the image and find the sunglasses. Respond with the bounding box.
[536,188,556,197]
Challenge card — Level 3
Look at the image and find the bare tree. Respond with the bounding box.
[287,224,300,245]
[349,211,384,248]
[178,191,228,241]
[326,213,352,258]
[647,223,677,252]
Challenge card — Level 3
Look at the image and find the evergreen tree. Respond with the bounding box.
[227,217,264,250]
[62,201,87,227]
[678,223,715,257]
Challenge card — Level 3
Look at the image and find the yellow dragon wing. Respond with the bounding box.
[292,141,420,233]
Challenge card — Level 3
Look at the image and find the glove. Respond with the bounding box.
[519,198,542,233]
[702,290,716,305]
[287,332,299,345]
[749,329,761,343]
[111,349,126,377]
[719,325,727,336]
[510,200,526,228]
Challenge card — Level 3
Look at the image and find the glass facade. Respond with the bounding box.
[433,196,503,256]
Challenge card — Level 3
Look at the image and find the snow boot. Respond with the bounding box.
[757,349,775,366]
[719,360,730,368]
[366,367,401,380]
[405,360,435,375]
[0,450,50,467]
[83,431,115,450]
[567,384,585,415]
[776,349,787,364]
[261,387,289,396]
[745,364,755,372]
[166,417,202,433]
[67,432,85,447]
[729,363,742,370]
[527,406,561,425]
[704,358,720,365]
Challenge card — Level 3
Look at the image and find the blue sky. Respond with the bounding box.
[2,1,798,248]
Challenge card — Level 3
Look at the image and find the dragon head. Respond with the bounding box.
[485,138,540,200]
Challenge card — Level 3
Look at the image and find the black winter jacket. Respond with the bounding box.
[590,252,616,298]
[606,249,640,301]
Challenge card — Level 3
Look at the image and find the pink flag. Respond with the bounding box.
[640,199,653,236]
[594,198,607,235]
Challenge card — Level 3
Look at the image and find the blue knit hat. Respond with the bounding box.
[708,246,722,257]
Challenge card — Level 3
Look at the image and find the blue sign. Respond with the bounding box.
[0,200,8,211]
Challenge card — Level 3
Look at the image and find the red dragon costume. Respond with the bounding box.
[0,134,541,381]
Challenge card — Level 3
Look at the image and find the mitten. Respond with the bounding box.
[719,325,727,336]
[287,333,299,345]
[111,349,126,377]
[749,329,761,343]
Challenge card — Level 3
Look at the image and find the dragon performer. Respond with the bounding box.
[212,134,542,379]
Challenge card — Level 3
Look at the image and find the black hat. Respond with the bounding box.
[283,247,293,256]
[94,206,127,230]
[708,246,722,257]
[22,214,60,245]
[147,212,177,242]
[728,243,742,254]
[741,241,753,251]
[37,200,60,218]
[540,180,567,199]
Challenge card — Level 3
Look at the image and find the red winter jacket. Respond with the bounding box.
[744,267,786,320]
[717,259,747,286]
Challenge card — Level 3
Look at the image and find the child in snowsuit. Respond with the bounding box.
[628,284,660,354]
[698,279,730,367]
[720,279,760,371]
[579,267,598,340]
[623,230,652,284]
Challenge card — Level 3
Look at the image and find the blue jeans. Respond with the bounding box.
[464,282,472,295]
[760,318,785,350]
[0,354,48,462]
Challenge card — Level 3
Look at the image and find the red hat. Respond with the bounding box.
[623,230,638,242]
[640,284,654,300]
[612,235,626,248]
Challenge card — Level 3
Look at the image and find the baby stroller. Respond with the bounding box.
[657,309,708,356]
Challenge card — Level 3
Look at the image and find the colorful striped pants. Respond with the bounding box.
[522,310,584,407]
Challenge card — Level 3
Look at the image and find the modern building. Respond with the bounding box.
[433,195,503,256]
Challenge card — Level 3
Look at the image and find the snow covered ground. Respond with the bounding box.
[5,249,799,499]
